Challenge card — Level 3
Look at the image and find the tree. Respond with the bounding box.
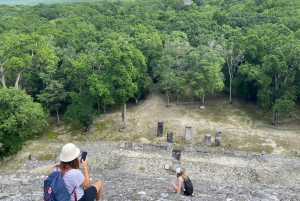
[64,90,97,133]
[153,31,192,105]
[187,45,225,104]
[37,79,67,125]
[65,53,91,93]
[0,32,32,88]
[0,87,47,157]
[218,41,245,103]
[100,39,146,128]
[87,74,114,112]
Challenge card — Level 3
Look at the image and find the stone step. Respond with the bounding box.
[0,169,299,201]
[0,141,299,200]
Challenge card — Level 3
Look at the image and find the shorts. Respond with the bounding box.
[78,186,97,201]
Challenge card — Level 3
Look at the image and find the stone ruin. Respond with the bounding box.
[215,131,222,147]
[167,131,173,143]
[184,126,192,141]
[157,121,163,137]
[172,149,181,172]
[156,122,224,149]
[204,134,211,146]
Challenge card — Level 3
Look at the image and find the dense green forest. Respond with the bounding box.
[0,0,300,157]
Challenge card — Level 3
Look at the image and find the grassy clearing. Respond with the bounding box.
[14,93,300,162]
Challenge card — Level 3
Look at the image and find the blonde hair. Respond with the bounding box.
[177,171,189,180]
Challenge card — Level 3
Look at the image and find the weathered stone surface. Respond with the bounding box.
[157,122,164,137]
[204,134,211,146]
[0,141,300,201]
[185,126,192,141]
[167,131,173,143]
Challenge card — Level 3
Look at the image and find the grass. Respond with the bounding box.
[20,93,300,161]
[97,124,105,132]
[139,166,146,173]
[68,123,84,132]
[46,130,56,139]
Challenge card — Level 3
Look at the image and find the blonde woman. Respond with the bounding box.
[171,168,194,196]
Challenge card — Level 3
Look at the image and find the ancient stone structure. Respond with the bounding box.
[172,149,181,171]
[215,131,222,147]
[204,134,211,146]
[124,141,133,148]
[172,149,181,161]
[1,141,300,200]
[157,122,163,137]
[167,131,173,143]
[143,143,170,150]
[184,126,192,141]
[28,154,34,160]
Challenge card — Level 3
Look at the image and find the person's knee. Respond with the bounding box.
[93,180,103,192]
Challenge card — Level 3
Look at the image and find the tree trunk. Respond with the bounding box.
[15,71,23,88]
[135,98,138,104]
[122,103,127,129]
[275,74,278,91]
[167,93,170,107]
[202,93,205,105]
[86,123,91,133]
[0,67,6,88]
[176,91,179,104]
[272,110,277,126]
[56,108,60,125]
[101,103,106,113]
[229,74,232,104]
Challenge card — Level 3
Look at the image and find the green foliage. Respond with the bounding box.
[64,90,97,132]
[0,0,300,145]
[0,87,48,157]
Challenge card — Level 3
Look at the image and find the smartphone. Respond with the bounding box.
[81,151,87,162]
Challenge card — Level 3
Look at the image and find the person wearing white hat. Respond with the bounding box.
[170,167,194,196]
[56,143,103,201]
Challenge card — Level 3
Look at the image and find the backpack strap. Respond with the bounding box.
[54,165,60,172]
[53,165,77,201]
[72,187,77,201]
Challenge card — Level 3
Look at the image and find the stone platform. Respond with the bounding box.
[0,141,299,201]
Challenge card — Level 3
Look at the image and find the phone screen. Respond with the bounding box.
[81,151,87,162]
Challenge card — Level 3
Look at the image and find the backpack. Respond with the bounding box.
[183,178,193,196]
[43,166,77,201]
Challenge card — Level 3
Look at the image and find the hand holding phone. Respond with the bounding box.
[80,151,87,163]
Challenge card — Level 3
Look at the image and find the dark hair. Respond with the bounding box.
[60,157,79,173]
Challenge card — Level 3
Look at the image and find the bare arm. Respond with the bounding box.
[80,156,91,188]
[177,179,182,194]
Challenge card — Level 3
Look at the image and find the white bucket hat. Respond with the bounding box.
[176,167,182,174]
[60,143,80,162]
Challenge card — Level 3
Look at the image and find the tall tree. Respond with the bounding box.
[217,40,245,103]
[37,79,67,125]
[153,31,192,105]
[100,39,146,128]
[0,32,32,88]
[188,45,225,104]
